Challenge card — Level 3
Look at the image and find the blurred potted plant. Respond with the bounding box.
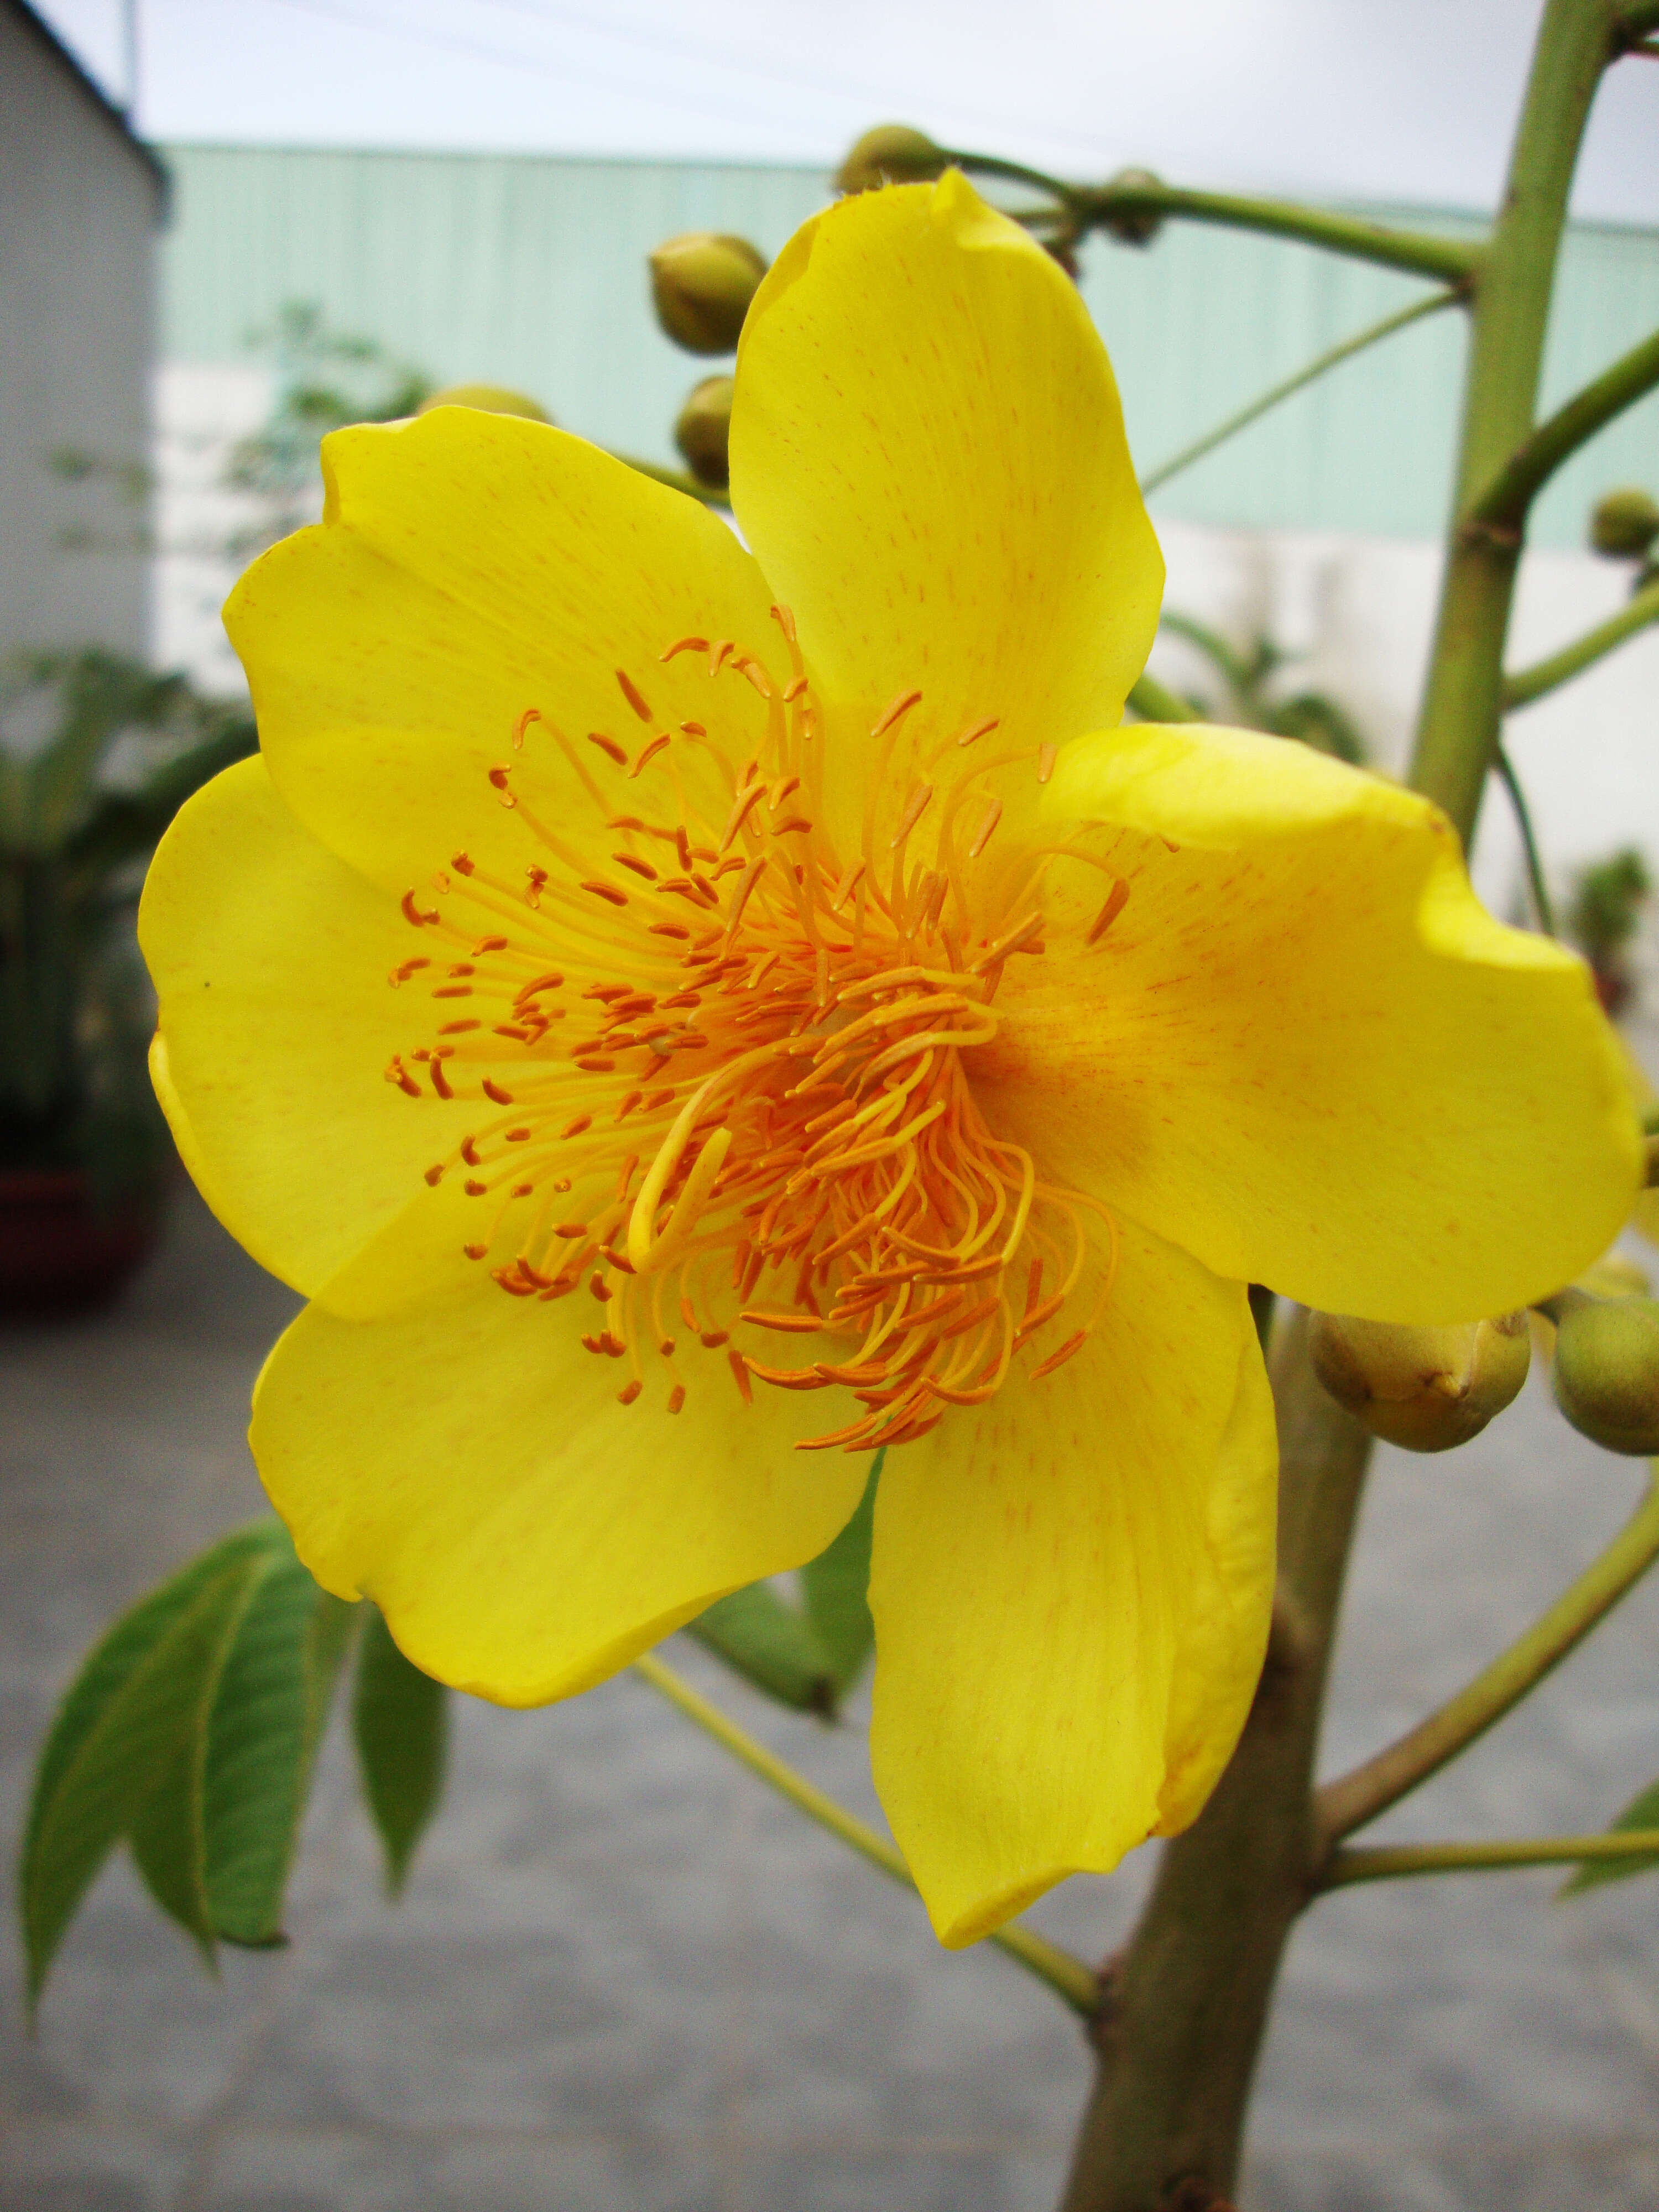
[1157,608,1369,760]
[1566,844,1651,1015]
[0,651,253,1313]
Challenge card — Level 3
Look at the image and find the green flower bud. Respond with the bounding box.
[1308,1310,1530,1452]
[1099,168,1167,248]
[418,383,552,422]
[1588,487,1659,560]
[675,375,734,491]
[1551,1297,1659,1454]
[648,234,768,356]
[834,125,948,197]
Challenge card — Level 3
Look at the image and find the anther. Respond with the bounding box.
[1036,743,1058,784]
[629,733,671,778]
[967,799,1003,859]
[617,1380,643,1406]
[588,732,628,766]
[956,717,999,748]
[451,852,476,875]
[872,688,922,738]
[615,669,654,721]
[483,1081,514,1105]
[728,1349,754,1404]
[561,1114,593,1138]
[660,636,709,661]
[400,890,439,927]
[512,707,541,748]
[424,1163,445,1186]
[890,781,933,848]
[582,879,629,907]
[465,1178,487,1197]
[666,1385,686,1414]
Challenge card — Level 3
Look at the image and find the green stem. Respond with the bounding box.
[1314,1467,1659,1850]
[1470,326,1659,533]
[1321,1830,1659,1887]
[632,1650,1101,2017]
[1408,0,1623,841]
[1492,743,1557,933]
[1139,289,1463,496]
[1125,672,1203,724]
[1504,576,1659,708]
[947,149,1082,204]
[1072,179,1476,284]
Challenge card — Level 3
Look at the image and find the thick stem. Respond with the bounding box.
[1058,1312,1373,2211]
[1409,0,1620,838]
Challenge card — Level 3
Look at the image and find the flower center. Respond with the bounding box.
[385,606,1130,1451]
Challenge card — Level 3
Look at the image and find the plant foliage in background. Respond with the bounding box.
[0,652,253,1193]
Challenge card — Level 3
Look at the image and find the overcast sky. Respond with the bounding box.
[35,0,1659,221]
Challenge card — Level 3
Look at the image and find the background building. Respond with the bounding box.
[0,0,165,664]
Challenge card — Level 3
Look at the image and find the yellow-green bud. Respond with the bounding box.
[1551,1297,1659,1454]
[834,125,947,197]
[648,234,767,356]
[1588,487,1659,560]
[1308,1310,1530,1452]
[1099,168,1166,248]
[418,383,552,422]
[675,375,734,490]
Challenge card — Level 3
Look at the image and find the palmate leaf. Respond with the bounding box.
[1559,1780,1659,1896]
[352,1606,448,1895]
[687,1454,882,1715]
[19,1520,354,2002]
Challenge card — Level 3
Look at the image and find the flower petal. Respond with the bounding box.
[226,408,782,894]
[867,1217,1257,1947]
[1155,1326,1279,1834]
[729,172,1162,853]
[251,1278,870,1705]
[139,756,471,1296]
[974,721,1641,1324]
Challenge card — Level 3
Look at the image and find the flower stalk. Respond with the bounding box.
[1321,1830,1659,1888]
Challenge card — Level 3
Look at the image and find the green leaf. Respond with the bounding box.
[19,1520,356,2001]
[202,1552,356,1945]
[352,1608,448,1896]
[19,1525,278,2004]
[1559,1780,1659,1896]
[687,1584,838,1714]
[800,1454,881,1692]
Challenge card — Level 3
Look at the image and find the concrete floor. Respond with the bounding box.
[5,1190,1659,2211]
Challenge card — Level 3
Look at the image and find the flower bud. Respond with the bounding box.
[1099,168,1167,248]
[1588,487,1659,561]
[648,234,767,356]
[418,383,552,422]
[1308,1310,1530,1452]
[675,375,734,490]
[1551,1297,1659,1454]
[834,125,947,196]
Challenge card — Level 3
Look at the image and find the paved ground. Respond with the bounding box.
[6,1190,1659,2212]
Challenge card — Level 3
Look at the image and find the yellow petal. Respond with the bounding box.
[973,721,1641,1324]
[729,171,1162,855]
[251,1277,870,1705]
[1155,1328,1279,1833]
[139,757,471,1296]
[226,409,781,894]
[867,1216,1255,1947]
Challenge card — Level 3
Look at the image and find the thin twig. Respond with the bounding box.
[1503,577,1659,710]
[1314,1468,1659,1850]
[1491,742,1557,935]
[1139,289,1462,497]
[1070,179,1477,284]
[1125,671,1203,724]
[1319,1830,1659,1888]
[633,1650,1102,2016]
[1469,326,1659,531]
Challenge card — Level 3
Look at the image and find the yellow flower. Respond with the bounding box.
[139,175,1639,1948]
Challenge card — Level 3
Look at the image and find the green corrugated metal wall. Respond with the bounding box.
[157,145,1657,551]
